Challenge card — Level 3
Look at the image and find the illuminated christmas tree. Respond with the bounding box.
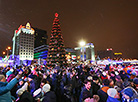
[46,13,67,68]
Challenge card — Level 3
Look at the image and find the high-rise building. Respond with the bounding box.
[34,28,48,48]
[12,22,35,60]
[85,43,95,61]
[34,45,48,59]
[33,28,48,61]
[75,43,95,61]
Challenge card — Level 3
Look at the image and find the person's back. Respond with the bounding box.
[97,79,110,102]
[91,76,100,95]
[42,83,57,102]
[17,91,34,102]
[42,91,56,102]
[97,88,108,102]
[0,86,13,102]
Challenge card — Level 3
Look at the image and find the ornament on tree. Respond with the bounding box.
[55,40,57,43]
[57,53,59,56]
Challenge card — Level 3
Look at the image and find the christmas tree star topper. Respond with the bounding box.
[55,13,58,17]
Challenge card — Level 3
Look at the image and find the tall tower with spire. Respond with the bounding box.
[46,13,67,68]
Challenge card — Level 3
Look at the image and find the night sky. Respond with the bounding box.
[0,0,138,58]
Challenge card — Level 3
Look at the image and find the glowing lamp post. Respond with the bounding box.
[6,46,11,58]
[3,51,6,55]
[79,41,86,61]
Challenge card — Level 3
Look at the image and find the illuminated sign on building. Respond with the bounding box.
[12,22,35,61]
[114,53,122,55]
[15,23,35,36]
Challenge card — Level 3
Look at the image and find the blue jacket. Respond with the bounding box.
[29,80,36,95]
[0,78,18,102]
[107,96,121,102]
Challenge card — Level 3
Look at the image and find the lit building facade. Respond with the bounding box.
[12,22,35,60]
[75,43,95,61]
[33,28,48,60]
[85,43,95,61]
[65,47,76,62]
[34,45,48,59]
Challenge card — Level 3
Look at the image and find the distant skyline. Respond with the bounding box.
[0,0,138,58]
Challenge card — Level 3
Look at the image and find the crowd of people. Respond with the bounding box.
[0,62,138,102]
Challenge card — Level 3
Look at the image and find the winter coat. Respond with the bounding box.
[7,74,15,82]
[0,78,18,102]
[80,87,93,102]
[42,91,56,102]
[121,87,138,102]
[91,82,100,95]
[29,80,36,95]
[97,86,109,102]
[107,96,121,102]
[115,80,124,90]
[110,76,116,82]
[17,91,33,102]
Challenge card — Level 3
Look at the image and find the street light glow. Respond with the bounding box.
[8,46,11,50]
[3,51,6,55]
[79,41,85,46]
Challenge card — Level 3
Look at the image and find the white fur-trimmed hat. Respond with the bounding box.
[16,88,25,96]
[87,76,93,80]
[107,88,117,98]
[33,88,42,97]
[42,84,51,93]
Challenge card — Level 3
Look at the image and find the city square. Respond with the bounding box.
[0,1,138,102]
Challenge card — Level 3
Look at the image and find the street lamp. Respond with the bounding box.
[79,41,86,61]
[6,46,11,58]
[8,47,11,50]
[3,51,6,55]
[79,41,85,47]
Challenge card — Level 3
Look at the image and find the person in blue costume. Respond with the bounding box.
[0,71,22,102]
